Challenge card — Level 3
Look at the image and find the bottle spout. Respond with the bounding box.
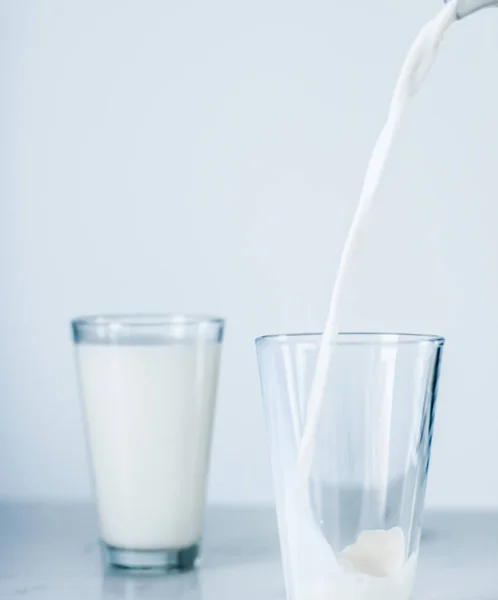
[446,0,498,19]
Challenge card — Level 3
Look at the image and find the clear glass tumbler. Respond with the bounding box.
[72,314,224,570]
[256,333,444,600]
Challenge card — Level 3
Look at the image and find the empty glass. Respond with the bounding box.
[256,333,444,600]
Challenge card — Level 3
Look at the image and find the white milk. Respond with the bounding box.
[300,529,418,600]
[76,341,221,550]
[299,0,458,477]
[299,555,418,600]
[291,2,458,599]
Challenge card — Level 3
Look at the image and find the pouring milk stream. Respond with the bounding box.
[288,0,495,598]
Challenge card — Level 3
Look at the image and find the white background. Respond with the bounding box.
[0,0,497,509]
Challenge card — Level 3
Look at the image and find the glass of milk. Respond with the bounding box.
[72,314,224,570]
[256,333,444,600]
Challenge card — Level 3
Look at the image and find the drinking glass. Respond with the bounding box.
[256,333,444,600]
[72,314,224,570]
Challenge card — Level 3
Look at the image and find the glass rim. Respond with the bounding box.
[71,313,225,329]
[255,331,445,347]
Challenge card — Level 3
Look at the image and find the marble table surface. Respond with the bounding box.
[0,503,496,599]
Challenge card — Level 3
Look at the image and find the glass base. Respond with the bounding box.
[105,543,199,571]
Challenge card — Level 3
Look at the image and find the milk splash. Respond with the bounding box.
[290,1,458,597]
